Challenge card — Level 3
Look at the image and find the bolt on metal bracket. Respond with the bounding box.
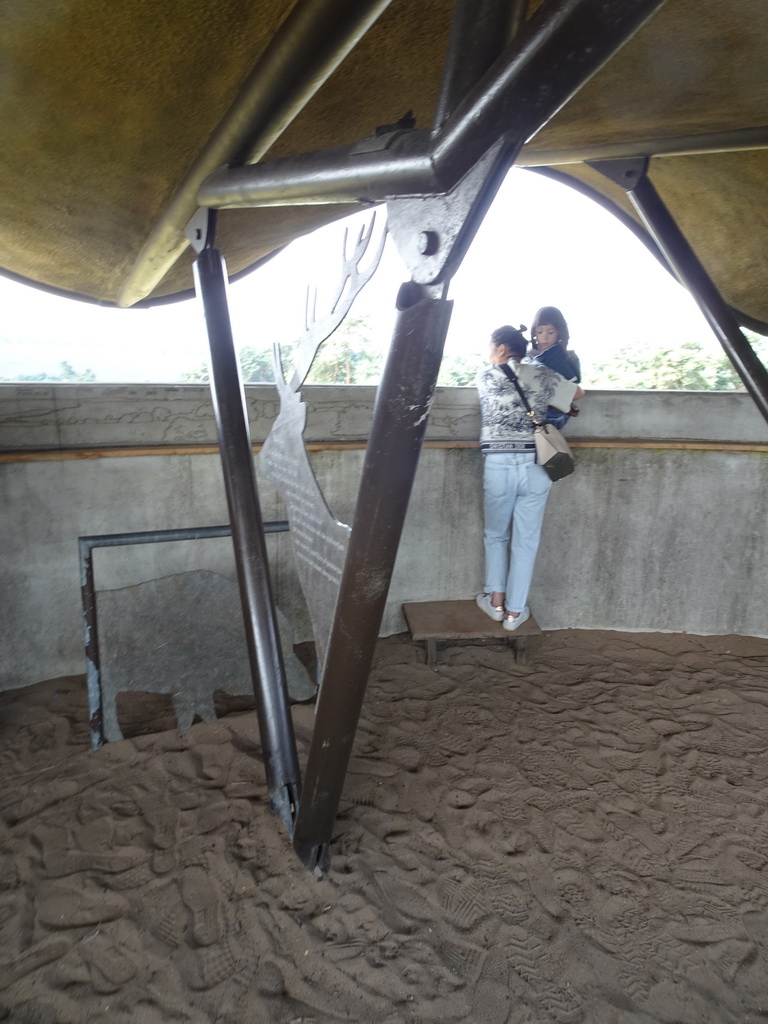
[386,136,515,284]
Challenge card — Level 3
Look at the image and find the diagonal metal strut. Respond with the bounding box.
[118,0,396,307]
[191,212,302,831]
[590,158,768,426]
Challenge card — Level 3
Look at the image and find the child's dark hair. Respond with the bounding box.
[530,306,569,347]
[490,324,527,360]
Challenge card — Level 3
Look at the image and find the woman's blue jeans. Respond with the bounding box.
[482,452,552,613]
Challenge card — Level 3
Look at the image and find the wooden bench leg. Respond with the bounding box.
[511,636,527,664]
[426,639,438,668]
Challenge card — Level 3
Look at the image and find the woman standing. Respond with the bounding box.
[476,325,583,630]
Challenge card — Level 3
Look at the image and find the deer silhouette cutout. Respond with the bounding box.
[260,215,387,676]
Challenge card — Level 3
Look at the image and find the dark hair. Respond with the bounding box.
[530,306,569,348]
[490,324,527,360]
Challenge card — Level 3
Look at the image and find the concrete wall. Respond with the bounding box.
[2,383,767,691]
[4,382,767,448]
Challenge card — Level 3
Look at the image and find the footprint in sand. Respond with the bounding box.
[74,815,115,855]
[180,866,224,947]
[145,804,181,850]
[79,930,138,995]
[194,743,233,789]
[147,885,189,949]
[388,745,422,772]
[3,779,81,825]
[43,846,147,879]
[472,947,512,1024]
[255,960,285,997]
[100,863,157,892]
[144,803,182,874]
[445,788,477,809]
[437,875,492,931]
[189,936,241,990]
[151,845,179,876]
[37,884,130,928]
[0,938,72,990]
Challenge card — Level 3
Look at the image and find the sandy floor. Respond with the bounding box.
[1,628,768,1023]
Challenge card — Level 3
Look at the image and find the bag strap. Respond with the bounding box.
[496,363,543,427]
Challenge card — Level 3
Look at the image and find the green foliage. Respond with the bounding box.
[588,337,761,391]
[304,316,381,384]
[1,360,96,382]
[745,330,768,363]
[437,351,481,387]
[181,316,381,385]
[180,362,209,383]
[181,346,278,384]
[240,346,279,383]
[179,322,768,392]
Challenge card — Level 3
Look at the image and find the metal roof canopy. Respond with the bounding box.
[1,0,767,330]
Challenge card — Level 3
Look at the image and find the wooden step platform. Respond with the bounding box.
[402,600,542,667]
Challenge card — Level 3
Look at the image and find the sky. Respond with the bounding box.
[0,168,719,384]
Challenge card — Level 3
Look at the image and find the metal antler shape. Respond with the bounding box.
[287,214,387,391]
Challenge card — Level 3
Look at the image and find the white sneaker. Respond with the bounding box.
[503,606,530,632]
[476,593,505,622]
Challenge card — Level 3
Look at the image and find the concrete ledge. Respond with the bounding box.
[1,383,767,451]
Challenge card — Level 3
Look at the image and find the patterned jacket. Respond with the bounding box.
[477,361,578,453]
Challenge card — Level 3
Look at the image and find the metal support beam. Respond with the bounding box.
[518,125,768,167]
[590,159,768,425]
[198,0,667,209]
[289,0,539,869]
[117,0,395,307]
[192,216,301,831]
[80,541,102,751]
[432,0,527,132]
[292,281,453,870]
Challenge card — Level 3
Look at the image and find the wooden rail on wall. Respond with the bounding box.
[2,439,768,463]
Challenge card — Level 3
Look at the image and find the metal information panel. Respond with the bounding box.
[260,388,351,676]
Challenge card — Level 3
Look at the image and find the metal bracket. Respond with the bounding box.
[387,136,516,285]
[586,156,649,191]
[185,208,218,253]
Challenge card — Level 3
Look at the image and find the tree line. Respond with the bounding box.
[181,318,768,391]
[4,360,96,383]
[4,320,766,390]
